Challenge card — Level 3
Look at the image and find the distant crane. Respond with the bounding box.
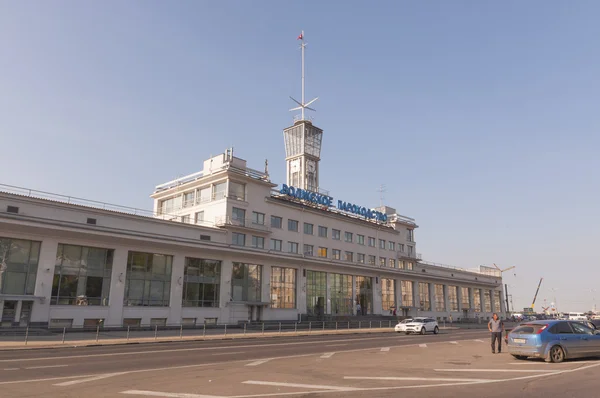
[493,263,516,275]
[531,278,544,311]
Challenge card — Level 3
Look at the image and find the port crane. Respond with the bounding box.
[531,278,543,311]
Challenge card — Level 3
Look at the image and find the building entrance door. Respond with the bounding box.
[20,301,33,326]
[1,300,17,327]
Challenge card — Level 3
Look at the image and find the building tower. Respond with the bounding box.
[284,31,323,192]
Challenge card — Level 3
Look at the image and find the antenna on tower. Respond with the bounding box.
[290,31,318,121]
[377,184,387,207]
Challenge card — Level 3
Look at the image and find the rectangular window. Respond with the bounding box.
[252,212,265,226]
[357,235,365,245]
[484,290,492,312]
[379,239,386,249]
[419,282,430,311]
[232,232,246,246]
[461,287,470,309]
[270,239,282,251]
[344,232,353,243]
[288,242,299,254]
[183,191,195,207]
[408,246,414,256]
[288,219,299,232]
[231,263,262,302]
[0,237,41,296]
[232,207,246,223]
[52,244,113,306]
[332,229,341,240]
[398,260,405,270]
[124,251,172,306]
[303,244,314,256]
[357,253,365,263]
[448,286,459,312]
[435,284,445,312]
[368,255,376,265]
[251,236,264,249]
[198,187,211,204]
[388,241,395,251]
[493,290,502,312]
[270,267,296,309]
[474,290,482,311]
[271,216,283,229]
[304,223,314,235]
[379,257,386,267]
[228,181,246,201]
[181,214,190,223]
[318,226,328,238]
[213,182,227,200]
[389,258,396,268]
[368,237,376,247]
[406,261,414,270]
[407,229,414,242]
[345,251,353,262]
[398,244,405,253]
[318,247,328,258]
[182,258,221,308]
[194,211,205,225]
[401,281,413,307]
[332,249,341,260]
[330,273,353,315]
[381,279,395,312]
[307,270,328,316]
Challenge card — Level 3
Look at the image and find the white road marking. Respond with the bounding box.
[243,380,359,391]
[54,372,126,386]
[25,365,69,370]
[380,347,390,352]
[3,368,19,371]
[434,368,558,373]
[419,344,427,348]
[320,352,335,359]
[0,374,98,386]
[449,341,458,345]
[474,339,485,343]
[211,351,247,356]
[122,391,225,398]
[344,376,496,382]
[246,359,272,367]
[325,344,347,347]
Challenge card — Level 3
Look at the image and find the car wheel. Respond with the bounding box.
[405,332,410,335]
[550,346,565,363]
[433,326,439,334]
[512,355,528,360]
[420,327,426,335]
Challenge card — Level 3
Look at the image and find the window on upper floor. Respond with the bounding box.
[318,226,328,238]
[345,251,353,262]
[288,242,299,254]
[304,223,314,235]
[252,211,265,225]
[388,241,395,251]
[344,232,353,243]
[407,229,414,242]
[194,211,205,225]
[379,239,386,249]
[368,237,376,247]
[398,243,405,253]
[183,191,195,207]
[357,235,365,245]
[368,255,376,265]
[198,186,211,204]
[251,236,264,249]
[303,244,314,256]
[181,214,190,224]
[357,253,365,263]
[229,181,246,201]
[332,249,341,260]
[318,247,328,258]
[271,216,283,229]
[389,258,396,268]
[288,219,299,232]
[232,207,246,222]
[270,239,282,251]
[380,257,386,267]
[232,233,246,246]
[332,229,341,240]
[213,182,226,200]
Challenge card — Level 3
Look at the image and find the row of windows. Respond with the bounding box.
[159,181,247,215]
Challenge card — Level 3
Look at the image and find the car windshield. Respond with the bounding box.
[400,319,412,324]
[411,318,426,323]
[511,324,547,334]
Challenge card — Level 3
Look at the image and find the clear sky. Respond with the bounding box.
[1,1,599,313]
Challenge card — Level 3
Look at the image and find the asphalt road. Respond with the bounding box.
[1,329,599,398]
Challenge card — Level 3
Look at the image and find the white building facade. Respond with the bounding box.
[0,119,505,328]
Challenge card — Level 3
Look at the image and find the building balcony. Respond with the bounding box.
[397,251,422,261]
[215,216,271,233]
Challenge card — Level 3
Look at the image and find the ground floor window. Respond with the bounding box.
[381,279,395,313]
[401,281,413,307]
[0,237,41,296]
[182,258,221,307]
[419,282,430,311]
[448,286,459,312]
[434,284,445,312]
[124,251,172,306]
[231,263,262,302]
[473,289,482,312]
[270,267,296,309]
[355,276,373,315]
[493,290,502,312]
[306,270,327,316]
[484,290,492,312]
[330,273,353,315]
[461,287,470,309]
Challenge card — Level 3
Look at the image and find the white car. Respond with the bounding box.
[403,317,439,335]
[394,318,413,333]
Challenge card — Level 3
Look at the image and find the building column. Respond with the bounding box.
[457,286,464,312]
[352,276,357,315]
[30,238,59,325]
[373,276,383,315]
[396,278,402,309]
[297,267,307,316]
[499,288,506,316]
[429,283,435,312]
[219,259,234,323]
[166,254,185,325]
[106,247,128,327]
[469,288,475,317]
[443,285,450,314]
[326,272,332,315]
[412,281,419,317]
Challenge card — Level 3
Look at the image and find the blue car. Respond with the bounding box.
[507,319,600,363]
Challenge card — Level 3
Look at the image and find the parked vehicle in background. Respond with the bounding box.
[567,312,587,321]
[507,320,600,363]
[394,319,413,333]
[403,317,439,335]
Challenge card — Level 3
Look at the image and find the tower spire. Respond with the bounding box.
[290,30,318,121]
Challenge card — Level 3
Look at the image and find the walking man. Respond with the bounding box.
[488,313,504,354]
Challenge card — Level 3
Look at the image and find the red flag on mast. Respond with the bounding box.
[297,32,303,40]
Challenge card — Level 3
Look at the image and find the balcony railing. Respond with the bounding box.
[397,251,421,260]
[214,216,271,233]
